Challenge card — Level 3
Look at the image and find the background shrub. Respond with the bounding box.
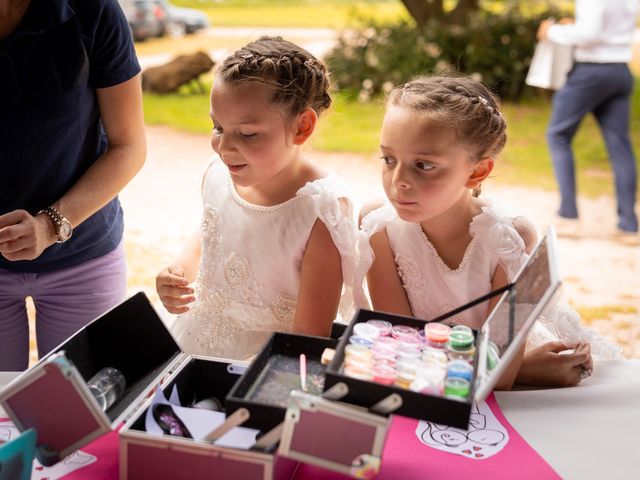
[326,6,563,101]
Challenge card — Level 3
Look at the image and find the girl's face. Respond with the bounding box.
[380,105,481,224]
[210,81,298,188]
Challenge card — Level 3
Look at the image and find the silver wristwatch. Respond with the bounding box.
[38,206,73,243]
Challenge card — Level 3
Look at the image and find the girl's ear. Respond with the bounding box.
[293,108,318,145]
[465,157,494,189]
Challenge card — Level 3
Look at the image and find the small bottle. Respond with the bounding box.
[88,367,126,412]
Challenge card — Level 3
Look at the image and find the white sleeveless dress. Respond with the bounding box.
[358,202,621,360]
[173,158,358,360]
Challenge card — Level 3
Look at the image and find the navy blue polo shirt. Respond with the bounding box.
[0,0,140,273]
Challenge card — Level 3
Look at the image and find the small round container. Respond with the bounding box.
[366,319,393,337]
[349,335,374,348]
[344,362,373,381]
[395,369,417,389]
[353,322,381,341]
[424,323,451,349]
[416,364,447,386]
[345,344,374,363]
[447,359,474,382]
[448,328,475,351]
[409,377,440,395]
[447,346,476,364]
[372,350,397,365]
[391,324,419,340]
[421,347,448,367]
[372,365,397,385]
[444,377,470,398]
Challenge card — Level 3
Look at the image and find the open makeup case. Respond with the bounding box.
[0,228,561,479]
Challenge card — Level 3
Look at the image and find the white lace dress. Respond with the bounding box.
[358,202,621,360]
[173,158,358,360]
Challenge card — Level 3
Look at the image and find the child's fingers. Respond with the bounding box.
[562,344,591,367]
[160,272,190,287]
[165,304,191,315]
[542,341,573,354]
[157,284,194,298]
[161,294,196,310]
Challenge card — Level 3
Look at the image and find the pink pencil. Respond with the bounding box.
[299,353,307,392]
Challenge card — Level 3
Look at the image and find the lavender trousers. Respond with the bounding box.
[0,242,126,371]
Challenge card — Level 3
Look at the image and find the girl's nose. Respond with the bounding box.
[392,166,411,190]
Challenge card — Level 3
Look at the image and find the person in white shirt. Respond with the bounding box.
[538,0,639,236]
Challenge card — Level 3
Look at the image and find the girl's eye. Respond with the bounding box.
[239,132,257,140]
[415,161,435,171]
[380,155,396,166]
[213,125,223,135]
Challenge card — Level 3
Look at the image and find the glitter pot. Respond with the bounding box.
[444,377,470,399]
[447,359,474,382]
[447,345,476,364]
[448,329,475,351]
[424,323,451,348]
[391,324,418,340]
[422,347,448,367]
[372,365,397,385]
[366,319,393,337]
[353,322,381,341]
[349,335,374,348]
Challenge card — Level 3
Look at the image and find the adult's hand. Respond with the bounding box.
[537,19,555,41]
[0,209,57,261]
[517,341,592,387]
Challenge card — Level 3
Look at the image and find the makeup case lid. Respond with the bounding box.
[0,292,183,464]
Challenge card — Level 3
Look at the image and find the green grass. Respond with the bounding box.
[170,0,408,28]
[144,80,640,197]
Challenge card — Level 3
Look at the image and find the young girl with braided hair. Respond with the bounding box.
[358,75,620,388]
[156,37,358,360]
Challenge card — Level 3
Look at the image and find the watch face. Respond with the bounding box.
[59,221,73,241]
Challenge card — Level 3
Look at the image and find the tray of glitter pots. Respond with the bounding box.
[325,228,562,429]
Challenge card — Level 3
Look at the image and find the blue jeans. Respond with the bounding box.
[546,62,638,232]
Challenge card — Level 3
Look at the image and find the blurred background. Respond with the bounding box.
[28,0,640,363]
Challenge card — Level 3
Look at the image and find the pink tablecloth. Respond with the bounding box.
[2,394,557,480]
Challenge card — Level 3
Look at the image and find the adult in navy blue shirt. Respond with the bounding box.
[0,0,146,370]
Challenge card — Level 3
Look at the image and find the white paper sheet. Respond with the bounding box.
[415,400,509,459]
[144,387,259,449]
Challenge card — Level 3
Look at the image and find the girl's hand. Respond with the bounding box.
[0,210,57,261]
[517,341,593,387]
[156,265,196,314]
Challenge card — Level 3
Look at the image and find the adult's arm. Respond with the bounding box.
[0,75,146,260]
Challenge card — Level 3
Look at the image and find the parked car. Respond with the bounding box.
[160,1,211,37]
[119,0,169,41]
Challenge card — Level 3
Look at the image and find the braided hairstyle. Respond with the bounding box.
[216,36,332,118]
[387,76,507,196]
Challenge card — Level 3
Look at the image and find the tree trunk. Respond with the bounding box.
[400,0,482,28]
[400,0,444,28]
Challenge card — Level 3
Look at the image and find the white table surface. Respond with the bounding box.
[2,361,638,479]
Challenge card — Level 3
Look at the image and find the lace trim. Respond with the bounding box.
[415,224,478,274]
